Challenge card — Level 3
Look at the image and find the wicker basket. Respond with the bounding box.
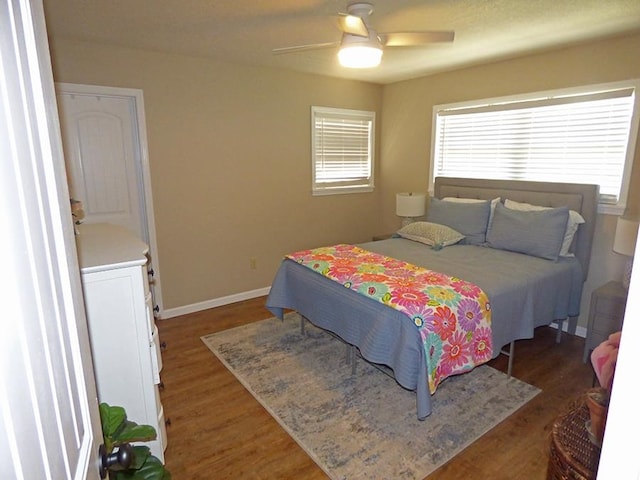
[546,400,601,480]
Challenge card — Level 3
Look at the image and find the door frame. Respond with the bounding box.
[55,82,164,317]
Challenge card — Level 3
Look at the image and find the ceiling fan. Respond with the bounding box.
[272,2,455,68]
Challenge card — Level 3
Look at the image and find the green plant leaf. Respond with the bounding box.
[129,445,151,470]
[100,403,126,438]
[112,420,157,445]
[138,455,170,480]
[113,455,170,480]
[99,403,169,479]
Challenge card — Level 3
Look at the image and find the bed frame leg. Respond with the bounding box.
[345,344,357,374]
[554,318,564,344]
[350,345,357,374]
[500,341,515,377]
[345,343,358,375]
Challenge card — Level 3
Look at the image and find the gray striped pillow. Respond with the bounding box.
[486,203,569,261]
[427,197,491,245]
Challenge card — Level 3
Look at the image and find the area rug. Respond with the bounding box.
[202,313,540,480]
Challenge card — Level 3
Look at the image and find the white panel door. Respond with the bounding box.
[57,92,145,239]
[0,0,102,478]
[56,84,164,317]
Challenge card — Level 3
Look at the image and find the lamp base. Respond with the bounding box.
[401,217,414,227]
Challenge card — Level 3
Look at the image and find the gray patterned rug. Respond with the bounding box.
[202,313,540,479]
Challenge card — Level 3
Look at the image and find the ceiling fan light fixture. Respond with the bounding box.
[274,3,455,69]
[338,33,382,68]
[338,45,382,68]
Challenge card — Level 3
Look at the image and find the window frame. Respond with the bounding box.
[429,80,640,215]
[311,106,375,196]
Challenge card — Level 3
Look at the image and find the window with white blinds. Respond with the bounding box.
[312,106,375,195]
[431,81,640,213]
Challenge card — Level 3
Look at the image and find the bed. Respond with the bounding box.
[266,177,598,419]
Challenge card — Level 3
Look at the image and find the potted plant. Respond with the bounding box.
[587,331,621,446]
[100,402,171,480]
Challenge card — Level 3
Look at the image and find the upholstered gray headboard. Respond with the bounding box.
[433,177,599,280]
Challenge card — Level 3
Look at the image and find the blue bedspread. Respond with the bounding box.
[266,238,583,419]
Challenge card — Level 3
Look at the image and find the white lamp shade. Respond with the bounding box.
[396,193,426,218]
[338,46,382,68]
[338,32,383,68]
[613,217,639,257]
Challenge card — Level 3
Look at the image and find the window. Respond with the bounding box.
[312,106,375,195]
[431,80,640,213]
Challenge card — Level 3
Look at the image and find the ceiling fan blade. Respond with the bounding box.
[337,13,369,37]
[272,42,339,55]
[380,31,455,47]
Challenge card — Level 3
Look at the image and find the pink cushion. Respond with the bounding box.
[590,331,622,391]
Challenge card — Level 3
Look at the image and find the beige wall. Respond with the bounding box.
[49,39,383,311]
[380,31,640,328]
[49,31,640,327]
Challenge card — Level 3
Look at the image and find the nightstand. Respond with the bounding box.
[582,280,627,363]
[372,233,393,241]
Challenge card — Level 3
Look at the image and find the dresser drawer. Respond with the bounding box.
[150,325,163,384]
[594,296,626,318]
[586,331,609,353]
[153,385,168,457]
[157,403,168,453]
[591,314,624,336]
[145,293,155,340]
[142,265,151,296]
[583,281,627,364]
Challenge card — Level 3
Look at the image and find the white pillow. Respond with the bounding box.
[503,199,585,257]
[442,196,501,208]
[396,221,465,249]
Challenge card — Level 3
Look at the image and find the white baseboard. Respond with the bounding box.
[161,286,271,319]
[550,320,587,338]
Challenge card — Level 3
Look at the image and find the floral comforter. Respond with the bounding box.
[286,244,493,393]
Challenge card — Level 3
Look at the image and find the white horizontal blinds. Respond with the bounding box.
[313,108,373,187]
[434,88,635,203]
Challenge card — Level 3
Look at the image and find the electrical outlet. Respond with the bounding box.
[249,257,257,270]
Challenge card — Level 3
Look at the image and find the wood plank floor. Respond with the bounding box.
[157,297,595,479]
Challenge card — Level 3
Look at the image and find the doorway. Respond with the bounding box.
[56,83,164,316]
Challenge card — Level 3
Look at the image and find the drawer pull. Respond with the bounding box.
[153,304,160,313]
[160,341,167,350]
[165,418,172,427]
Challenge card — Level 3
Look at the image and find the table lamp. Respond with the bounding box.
[613,216,639,289]
[396,192,426,227]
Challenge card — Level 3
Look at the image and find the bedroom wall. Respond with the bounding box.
[48,38,384,313]
[47,31,640,327]
[379,31,640,329]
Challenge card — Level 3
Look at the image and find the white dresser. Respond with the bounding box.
[76,223,167,462]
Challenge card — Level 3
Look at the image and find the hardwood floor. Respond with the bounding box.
[157,297,594,479]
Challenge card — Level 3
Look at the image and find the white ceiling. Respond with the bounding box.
[42,0,640,85]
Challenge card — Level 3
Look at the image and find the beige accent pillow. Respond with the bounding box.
[396,222,465,249]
